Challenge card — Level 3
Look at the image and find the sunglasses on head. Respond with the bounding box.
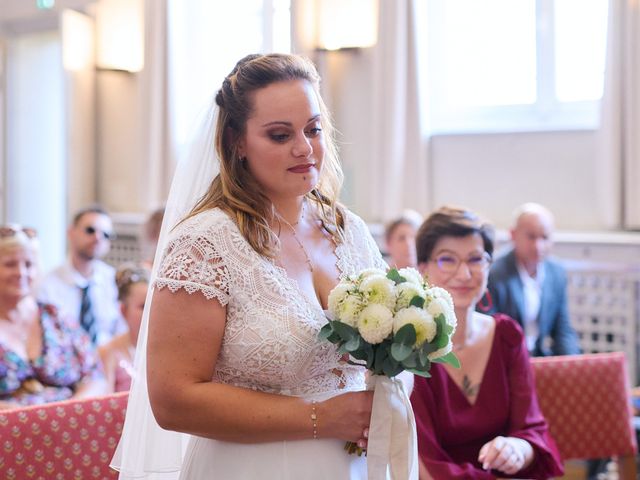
[84,226,113,240]
[0,225,38,239]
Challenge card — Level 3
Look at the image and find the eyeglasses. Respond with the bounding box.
[84,225,113,240]
[431,252,492,274]
[0,225,38,239]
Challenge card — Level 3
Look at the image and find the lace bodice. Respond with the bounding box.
[155,208,387,399]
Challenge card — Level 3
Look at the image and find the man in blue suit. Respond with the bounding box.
[487,203,580,356]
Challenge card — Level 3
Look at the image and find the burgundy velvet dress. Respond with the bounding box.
[410,314,564,479]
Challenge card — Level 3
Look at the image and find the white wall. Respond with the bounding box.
[6,29,66,271]
[321,50,609,232]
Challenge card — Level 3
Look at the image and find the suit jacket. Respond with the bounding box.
[487,249,581,356]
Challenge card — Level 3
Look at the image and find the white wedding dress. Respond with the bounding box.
[153,206,387,479]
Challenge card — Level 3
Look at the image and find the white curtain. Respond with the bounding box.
[368,0,429,222]
[598,0,640,229]
[140,0,174,211]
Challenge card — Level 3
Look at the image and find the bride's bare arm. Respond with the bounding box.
[147,288,372,443]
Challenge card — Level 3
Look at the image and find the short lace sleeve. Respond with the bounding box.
[155,211,231,305]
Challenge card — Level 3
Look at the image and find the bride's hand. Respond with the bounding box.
[317,390,374,446]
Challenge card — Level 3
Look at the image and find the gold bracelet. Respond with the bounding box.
[311,401,318,439]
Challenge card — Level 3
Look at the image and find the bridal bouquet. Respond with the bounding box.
[319,267,459,479]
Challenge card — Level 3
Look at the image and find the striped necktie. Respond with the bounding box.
[79,285,97,343]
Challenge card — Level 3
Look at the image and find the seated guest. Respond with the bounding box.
[487,202,580,356]
[37,206,127,347]
[410,206,563,479]
[99,263,149,392]
[0,225,108,410]
[384,209,423,269]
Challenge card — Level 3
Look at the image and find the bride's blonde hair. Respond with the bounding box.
[186,53,346,258]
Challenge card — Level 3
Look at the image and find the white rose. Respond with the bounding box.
[395,282,426,310]
[393,306,437,347]
[357,304,394,344]
[360,274,396,309]
[397,267,424,286]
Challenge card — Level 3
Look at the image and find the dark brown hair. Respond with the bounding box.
[416,206,495,264]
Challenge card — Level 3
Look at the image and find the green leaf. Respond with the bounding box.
[409,296,425,308]
[401,351,418,368]
[431,351,461,368]
[344,335,362,352]
[365,343,375,370]
[390,343,413,362]
[318,323,334,340]
[433,314,450,349]
[332,321,358,342]
[408,368,432,378]
[382,356,403,377]
[386,269,406,285]
[394,323,417,346]
[373,345,388,375]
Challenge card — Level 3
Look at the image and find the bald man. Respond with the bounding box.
[487,203,580,356]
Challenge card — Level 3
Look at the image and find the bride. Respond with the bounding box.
[112,53,392,479]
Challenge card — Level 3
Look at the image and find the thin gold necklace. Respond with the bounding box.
[276,202,314,273]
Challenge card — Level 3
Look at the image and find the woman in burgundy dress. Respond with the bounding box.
[411,207,563,479]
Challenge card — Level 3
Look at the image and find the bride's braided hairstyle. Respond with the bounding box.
[187,53,346,258]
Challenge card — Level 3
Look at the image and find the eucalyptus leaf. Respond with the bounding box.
[332,321,358,342]
[390,343,413,362]
[409,296,425,308]
[382,356,403,377]
[394,323,417,346]
[344,335,362,352]
[431,351,461,368]
[365,343,375,370]
[408,368,432,378]
[401,351,418,368]
[374,346,388,375]
[318,323,334,340]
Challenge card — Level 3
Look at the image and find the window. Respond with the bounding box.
[420,0,609,134]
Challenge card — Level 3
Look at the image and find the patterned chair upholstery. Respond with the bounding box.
[0,392,128,480]
[531,352,637,479]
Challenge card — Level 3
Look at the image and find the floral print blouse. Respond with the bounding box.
[0,304,104,406]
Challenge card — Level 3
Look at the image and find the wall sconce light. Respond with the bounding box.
[62,9,94,71]
[316,0,378,51]
[95,0,144,72]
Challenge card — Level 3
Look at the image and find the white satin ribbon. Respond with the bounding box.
[366,375,418,480]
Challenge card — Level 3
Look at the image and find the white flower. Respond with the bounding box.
[358,268,387,280]
[426,297,457,330]
[395,282,426,310]
[360,274,396,309]
[397,267,424,286]
[338,294,365,327]
[328,283,363,327]
[393,306,437,347]
[357,304,394,344]
[427,286,455,312]
[328,283,351,317]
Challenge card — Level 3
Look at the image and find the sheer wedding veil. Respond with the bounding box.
[110,104,219,479]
